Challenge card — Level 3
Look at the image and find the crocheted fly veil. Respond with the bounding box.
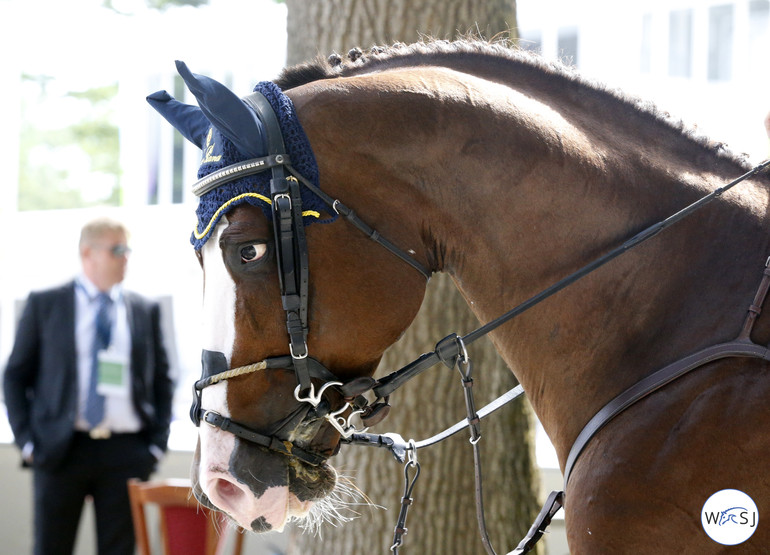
[147,61,334,249]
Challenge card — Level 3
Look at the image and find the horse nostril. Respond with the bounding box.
[201,470,294,532]
[209,476,248,516]
[215,478,240,499]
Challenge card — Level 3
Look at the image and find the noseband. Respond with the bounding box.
[191,91,431,466]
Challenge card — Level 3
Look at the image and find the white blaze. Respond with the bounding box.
[195,215,311,531]
[201,216,237,363]
[198,216,237,514]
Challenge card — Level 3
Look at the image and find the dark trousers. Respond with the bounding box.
[32,432,156,555]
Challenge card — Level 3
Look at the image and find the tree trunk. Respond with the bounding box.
[286,0,518,65]
[283,3,543,554]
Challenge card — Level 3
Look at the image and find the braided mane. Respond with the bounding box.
[276,39,752,171]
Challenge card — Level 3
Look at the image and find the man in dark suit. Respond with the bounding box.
[3,217,174,555]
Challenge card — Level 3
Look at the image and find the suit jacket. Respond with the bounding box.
[2,281,174,470]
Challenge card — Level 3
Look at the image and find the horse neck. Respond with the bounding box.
[440,155,770,465]
[294,69,770,466]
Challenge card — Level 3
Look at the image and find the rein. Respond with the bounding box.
[343,158,770,554]
[189,87,770,553]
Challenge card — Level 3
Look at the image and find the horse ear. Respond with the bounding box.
[146,90,210,149]
[174,60,267,159]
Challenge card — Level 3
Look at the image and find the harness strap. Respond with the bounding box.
[199,409,327,466]
[244,91,313,392]
[373,333,462,398]
[563,340,770,487]
[564,256,770,487]
[509,491,564,555]
[284,165,432,280]
[737,259,770,339]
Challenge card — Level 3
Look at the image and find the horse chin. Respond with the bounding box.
[287,456,337,499]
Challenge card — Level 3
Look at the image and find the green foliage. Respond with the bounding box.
[18,78,121,211]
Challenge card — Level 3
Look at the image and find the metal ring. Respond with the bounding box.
[324,403,368,438]
[407,439,418,464]
[457,335,469,365]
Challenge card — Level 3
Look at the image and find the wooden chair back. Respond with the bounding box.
[128,478,244,555]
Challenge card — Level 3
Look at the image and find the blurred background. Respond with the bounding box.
[0,0,768,553]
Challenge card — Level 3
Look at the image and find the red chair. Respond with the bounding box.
[128,478,245,555]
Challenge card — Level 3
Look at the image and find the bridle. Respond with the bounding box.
[191,90,431,467]
[190,89,770,553]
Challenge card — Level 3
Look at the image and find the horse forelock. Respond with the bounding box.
[276,38,753,174]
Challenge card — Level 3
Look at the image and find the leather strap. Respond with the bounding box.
[372,333,462,398]
[737,262,770,339]
[244,92,313,392]
[199,409,327,466]
[510,490,564,555]
[564,340,770,487]
[564,256,770,487]
[284,165,432,280]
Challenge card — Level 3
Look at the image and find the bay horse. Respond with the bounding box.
[149,40,770,552]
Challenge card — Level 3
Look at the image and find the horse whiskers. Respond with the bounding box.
[338,473,387,513]
[295,474,384,536]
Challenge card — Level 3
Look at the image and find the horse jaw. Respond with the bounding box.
[196,217,312,532]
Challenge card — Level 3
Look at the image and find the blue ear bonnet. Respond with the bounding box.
[147,63,334,250]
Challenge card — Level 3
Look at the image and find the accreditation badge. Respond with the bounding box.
[96,349,130,397]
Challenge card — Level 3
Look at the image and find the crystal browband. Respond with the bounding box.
[191,154,290,197]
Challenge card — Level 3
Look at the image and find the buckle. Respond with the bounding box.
[89,427,112,440]
[273,192,291,210]
[289,341,308,360]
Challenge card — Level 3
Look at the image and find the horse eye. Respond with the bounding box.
[240,244,267,264]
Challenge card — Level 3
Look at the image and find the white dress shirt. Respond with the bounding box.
[74,275,142,433]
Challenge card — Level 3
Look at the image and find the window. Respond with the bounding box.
[640,13,653,73]
[708,5,734,81]
[749,0,770,69]
[669,9,693,77]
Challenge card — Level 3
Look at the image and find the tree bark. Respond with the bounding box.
[283,3,543,554]
[286,0,518,65]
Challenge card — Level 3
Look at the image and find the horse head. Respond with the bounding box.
[148,62,429,532]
